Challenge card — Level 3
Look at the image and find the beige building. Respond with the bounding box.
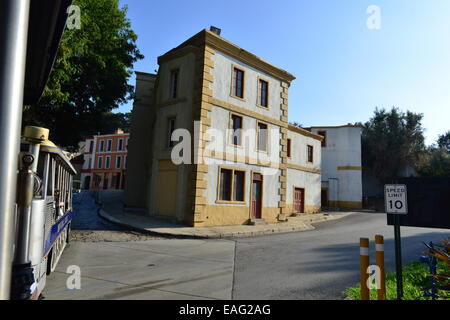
[125,28,324,227]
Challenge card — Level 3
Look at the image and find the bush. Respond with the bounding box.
[345,261,449,300]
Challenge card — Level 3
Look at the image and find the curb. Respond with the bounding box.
[98,206,355,240]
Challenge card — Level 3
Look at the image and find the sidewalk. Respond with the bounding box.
[96,191,359,239]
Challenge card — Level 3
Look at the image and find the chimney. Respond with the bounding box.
[209,26,221,36]
[115,128,124,134]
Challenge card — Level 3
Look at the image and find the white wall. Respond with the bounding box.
[311,126,362,204]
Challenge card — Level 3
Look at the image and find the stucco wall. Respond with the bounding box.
[311,126,362,207]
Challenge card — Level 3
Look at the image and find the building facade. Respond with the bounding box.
[309,125,363,210]
[80,129,129,190]
[125,29,325,227]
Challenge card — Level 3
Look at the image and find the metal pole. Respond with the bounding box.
[0,0,31,300]
[394,215,403,300]
[359,238,370,300]
[375,235,386,300]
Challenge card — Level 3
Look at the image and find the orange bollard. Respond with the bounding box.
[375,235,386,300]
[360,238,370,300]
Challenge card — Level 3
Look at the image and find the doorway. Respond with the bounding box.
[251,173,263,219]
[321,189,328,207]
[294,188,305,213]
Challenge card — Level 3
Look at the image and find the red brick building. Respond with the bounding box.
[80,129,129,190]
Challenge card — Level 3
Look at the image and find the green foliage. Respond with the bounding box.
[98,112,131,134]
[23,0,143,151]
[362,107,426,183]
[418,147,450,177]
[345,261,449,300]
[437,131,450,153]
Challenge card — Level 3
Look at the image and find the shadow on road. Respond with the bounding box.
[71,191,124,231]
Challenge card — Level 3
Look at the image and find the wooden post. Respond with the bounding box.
[360,238,370,300]
[375,235,386,300]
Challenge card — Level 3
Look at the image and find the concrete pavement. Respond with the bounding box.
[44,210,450,300]
[44,239,235,300]
[232,212,450,300]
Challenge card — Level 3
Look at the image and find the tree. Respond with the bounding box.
[22,0,143,151]
[437,131,450,153]
[417,131,450,177]
[98,112,131,134]
[362,107,426,183]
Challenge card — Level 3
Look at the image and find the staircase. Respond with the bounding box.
[248,219,268,226]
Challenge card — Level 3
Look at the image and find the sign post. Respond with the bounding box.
[384,184,408,300]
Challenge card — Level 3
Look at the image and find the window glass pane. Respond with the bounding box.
[258,123,267,151]
[106,157,110,168]
[219,169,232,201]
[98,157,102,169]
[231,115,242,145]
[170,70,179,99]
[167,118,176,148]
[116,156,121,168]
[260,80,268,107]
[118,139,123,151]
[100,140,104,151]
[234,69,244,98]
[233,171,245,201]
[107,140,112,151]
[308,145,314,162]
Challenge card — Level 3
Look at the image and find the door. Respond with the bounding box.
[321,189,328,207]
[251,173,263,219]
[156,160,178,217]
[294,188,305,213]
[103,173,109,190]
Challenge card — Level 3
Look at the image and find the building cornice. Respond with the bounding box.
[288,124,324,141]
[158,30,296,83]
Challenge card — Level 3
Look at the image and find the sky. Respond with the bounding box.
[117,0,450,146]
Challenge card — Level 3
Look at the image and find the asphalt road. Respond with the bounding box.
[232,212,450,300]
[44,203,450,300]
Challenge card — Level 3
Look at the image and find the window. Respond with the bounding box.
[307,145,314,163]
[318,131,327,147]
[124,156,127,169]
[257,122,268,152]
[126,138,129,150]
[107,139,112,152]
[170,69,179,99]
[232,67,245,99]
[98,156,103,169]
[99,140,105,152]
[258,79,269,108]
[230,114,243,146]
[219,168,245,202]
[166,117,176,148]
[116,156,121,169]
[287,139,292,158]
[118,138,123,151]
[106,156,111,169]
[89,141,93,153]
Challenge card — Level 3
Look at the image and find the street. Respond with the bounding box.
[44,192,450,300]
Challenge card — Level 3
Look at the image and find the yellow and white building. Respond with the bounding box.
[309,125,363,210]
[125,29,327,227]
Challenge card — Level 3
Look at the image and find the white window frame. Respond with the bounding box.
[118,138,123,151]
[105,156,111,169]
[116,156,121,169]
[107,139,112,152]
[99,140,105,152]
[98,156,103,169]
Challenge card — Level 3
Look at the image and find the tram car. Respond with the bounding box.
[13,126,76,300]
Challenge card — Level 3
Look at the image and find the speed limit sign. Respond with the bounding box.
[384,184,408,214]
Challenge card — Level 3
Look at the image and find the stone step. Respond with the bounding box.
[248,219,268,226]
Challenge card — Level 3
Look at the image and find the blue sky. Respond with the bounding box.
[118,0,450,145]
